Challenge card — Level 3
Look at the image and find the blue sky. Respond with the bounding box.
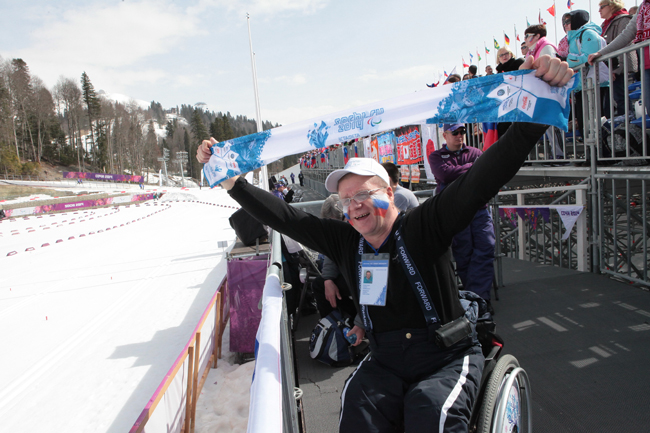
[0,0,630,125]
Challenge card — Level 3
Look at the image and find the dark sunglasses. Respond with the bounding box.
[449,128,466,136]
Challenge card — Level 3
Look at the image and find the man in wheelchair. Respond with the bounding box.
[198,55,571,432]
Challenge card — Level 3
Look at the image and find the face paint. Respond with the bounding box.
[344,211,354,225]
[371,193,390,217]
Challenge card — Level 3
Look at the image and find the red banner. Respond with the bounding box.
[394,125,422,165]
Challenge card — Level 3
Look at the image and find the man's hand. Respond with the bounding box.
[347,325,365,347]
[196,137,215,163]
[587,52,602,65]
[324,280,342,308]
[519,54,574,87]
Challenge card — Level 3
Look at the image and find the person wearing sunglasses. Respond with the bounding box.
[495,47,524,73]
[524,24,558,60]
[198,54,574,433]
[428,123,495,316]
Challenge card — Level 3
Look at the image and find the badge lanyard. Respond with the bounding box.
[356,217,441,331]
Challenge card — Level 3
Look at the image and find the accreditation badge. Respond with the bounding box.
[359,253,389,306]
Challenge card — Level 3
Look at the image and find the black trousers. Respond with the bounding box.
[339,325,484,433]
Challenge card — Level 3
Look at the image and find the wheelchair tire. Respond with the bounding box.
[476,354,530,433]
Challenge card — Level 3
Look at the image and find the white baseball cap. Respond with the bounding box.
[325,158,390,193]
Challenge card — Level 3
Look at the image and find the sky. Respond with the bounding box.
[0,0,636,126]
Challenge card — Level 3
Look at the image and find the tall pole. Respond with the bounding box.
[247,13,269,191]
[514,25,519,58]
[554,1,558,47]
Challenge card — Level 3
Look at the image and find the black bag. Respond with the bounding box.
[309,310,354,367]
[228,208,268,246]
[602,116,644,159]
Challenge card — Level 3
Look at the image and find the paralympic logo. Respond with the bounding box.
[367,117,382,127]
[334,108,384,133]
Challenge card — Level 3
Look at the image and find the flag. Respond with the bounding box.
[504,33,510,45]
[442,66,458,84]
[516,33,520,41]
[493,38,500,49]
[469,52,474,62]
[527,17,531,27]
[539,10,547,24]
[547,4,555,17]
[444,70,449,77]
[354,143,358,158]
[567,0,574,9]
[462,57,469,68]
[343,146,349,164]
[482,122,499,151]
[485,45,490,54]
[477,50,482,61]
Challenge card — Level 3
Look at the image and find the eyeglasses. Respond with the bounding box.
[599,4,609,10]
[448,128,466,136]
[337,187,387,210]
[499,53,511,58]
[562,19,571,26]
[525,33,535,40]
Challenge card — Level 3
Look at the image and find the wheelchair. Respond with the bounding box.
[468,323,532,433]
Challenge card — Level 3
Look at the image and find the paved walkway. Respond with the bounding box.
[294,258,650,432]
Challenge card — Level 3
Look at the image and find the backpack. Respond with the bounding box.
[601,116,645,159]
[309,310,354,367]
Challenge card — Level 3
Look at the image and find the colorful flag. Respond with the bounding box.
[485,45,490,54]
[527,17,531,27]
[354,143,358,158]
[443,66,458,84]
[539,10,547,25]
[516,33,520,41]
[547,4,556,17]
[493,38,500,49]
[477,49,482,61]
[343,146,349,164]
[469,52,474,61]
[444,70,449,77]
[504,33,510,45]
[462,57,469,68]
[567,0,574,9]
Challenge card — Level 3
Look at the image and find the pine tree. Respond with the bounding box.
[80,72,101,164]
[222,114,234,140]
[210,116,224,142]
[190,109,209,143]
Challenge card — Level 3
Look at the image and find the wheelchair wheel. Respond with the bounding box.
[476,354,532,433]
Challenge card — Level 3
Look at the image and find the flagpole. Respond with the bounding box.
[554,0,558,46]
[514,25,518,57]
[246,13,268,191]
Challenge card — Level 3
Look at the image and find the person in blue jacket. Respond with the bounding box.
[566,9,610,132]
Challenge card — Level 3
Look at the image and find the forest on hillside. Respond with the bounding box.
[0,55,289,182]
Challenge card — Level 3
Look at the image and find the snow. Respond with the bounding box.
[0,183,255,432]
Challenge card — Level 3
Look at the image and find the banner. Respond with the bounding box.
[247,274,283,433]
[400,165,410,183]
[499,205,584,240]
[63,171,144,183]
[369,137,379,162]
[395,125,422,165]
[204,70,576,187]
[420,123,439,180]
[410,164,420,183]
[2,194,154,218]
[377,131,395,163]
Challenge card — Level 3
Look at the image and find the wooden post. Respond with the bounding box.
[184,345,194,433]
[213,291,221,368]
[190,332,201,433]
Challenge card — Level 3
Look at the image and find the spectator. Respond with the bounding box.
[557,13,572,60]
[521,41,529,57]
[589,1,649,115]
[462,73,470,80]
[298,171,304,186]
[485,65,494,75]
[311,194,357,319]
[567,9,610,132]
[428,124,495,313]
[290,172,295,184]
[197,55,572,433]
[524,24,558,59]
[599,0,638,116]
[468,65,478,78]
[446,73,462,84]
[495,47,526,138]
[496,47,524,73]
[381,162,419,211]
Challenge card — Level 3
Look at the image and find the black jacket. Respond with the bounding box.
[496,57,525,73]
[228,122,547,332]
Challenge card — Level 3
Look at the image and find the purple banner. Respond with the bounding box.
[3,193,154,218]
[63,171,144,183]
[227,256,268,353]
[499,207,551,230]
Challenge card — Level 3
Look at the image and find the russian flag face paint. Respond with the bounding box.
[371,193,390,218]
